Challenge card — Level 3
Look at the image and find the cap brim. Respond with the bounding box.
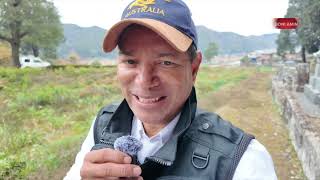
[103,18,193,53]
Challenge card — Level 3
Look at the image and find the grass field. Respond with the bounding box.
[0,66,305,179]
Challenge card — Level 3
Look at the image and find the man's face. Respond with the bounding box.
[117,26,201,126]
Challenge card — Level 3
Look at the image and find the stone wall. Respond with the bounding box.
[272,63,320,180]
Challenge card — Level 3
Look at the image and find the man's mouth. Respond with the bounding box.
[133,95,166,104]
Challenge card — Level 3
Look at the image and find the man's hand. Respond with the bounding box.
[80,148,143,180]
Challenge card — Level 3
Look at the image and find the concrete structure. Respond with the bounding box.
[272,62,320,180]
[304,53,320,107]
[296,63,310,92]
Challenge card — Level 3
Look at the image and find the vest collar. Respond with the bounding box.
[107,87,197,165]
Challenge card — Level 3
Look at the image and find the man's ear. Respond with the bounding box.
[191,52,202,82]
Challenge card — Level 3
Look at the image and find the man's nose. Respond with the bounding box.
[136,64,160,88]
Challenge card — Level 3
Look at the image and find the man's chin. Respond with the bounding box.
[133,110,164,124]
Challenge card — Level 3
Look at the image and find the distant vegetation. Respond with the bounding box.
[204,42,219,62]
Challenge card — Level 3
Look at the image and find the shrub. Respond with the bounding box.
[91,60,102,67]
[14,85,75,108]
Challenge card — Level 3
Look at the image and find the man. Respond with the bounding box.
[65,0,277,179]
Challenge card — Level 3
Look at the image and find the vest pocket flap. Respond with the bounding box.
[197,121,243,144]
[157,176,210,180]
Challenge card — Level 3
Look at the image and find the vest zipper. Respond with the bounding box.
[100,139,114,147]
[99,140,173,166]
[146,157,173,166]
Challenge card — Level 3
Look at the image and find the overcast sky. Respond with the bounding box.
[51,0,289,36]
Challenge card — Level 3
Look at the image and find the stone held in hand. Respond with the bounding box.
[114,135,143,156]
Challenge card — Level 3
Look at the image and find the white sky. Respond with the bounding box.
[51,0,289,36]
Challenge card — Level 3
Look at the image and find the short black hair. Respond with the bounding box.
[187,44,197,62]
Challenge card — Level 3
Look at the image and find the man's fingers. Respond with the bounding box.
[82,178,118,180]
[96,163,142,177]
[120,177,144,180]
[81,162,142,178]
[82,178,119,180]
[83,177,143,180]
[85,148,132,164]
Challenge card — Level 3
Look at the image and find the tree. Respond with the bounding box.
[295,0,320,62]
[280,0,320,62]
[204,42,219,62]
[68,51,81,64]
[276,30,297,57]
[0,0,63,67]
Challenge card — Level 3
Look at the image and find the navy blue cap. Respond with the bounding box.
[103,0,198,53]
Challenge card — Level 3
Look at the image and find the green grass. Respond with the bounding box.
[256,66,275,73]
[195,66,257,96]
[0,65,269,179]
[0,66,121,179]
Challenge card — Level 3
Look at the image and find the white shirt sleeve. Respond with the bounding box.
[63,118,96,180]
[233,139,278,180]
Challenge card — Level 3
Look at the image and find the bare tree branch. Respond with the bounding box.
[19,31,28,39]
[0,34,11,42]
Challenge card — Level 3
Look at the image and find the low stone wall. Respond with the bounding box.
[272,65,320,180]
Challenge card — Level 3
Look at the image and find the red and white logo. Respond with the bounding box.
[273,18,299,29]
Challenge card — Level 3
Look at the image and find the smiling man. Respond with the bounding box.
[64,0,277,180]
[116,25,199,138]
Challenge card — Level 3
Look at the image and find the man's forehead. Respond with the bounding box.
[118,24,173,49]
[119,24,161,40]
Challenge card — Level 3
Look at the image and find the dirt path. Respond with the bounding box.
[198,71,306,180]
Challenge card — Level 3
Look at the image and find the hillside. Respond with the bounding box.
[58,24,278,58]
[58,24,117,59]
[197,26,277,54]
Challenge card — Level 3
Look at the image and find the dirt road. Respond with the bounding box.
[198,71,306,180]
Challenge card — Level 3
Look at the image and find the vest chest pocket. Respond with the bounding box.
[156,176,210,180]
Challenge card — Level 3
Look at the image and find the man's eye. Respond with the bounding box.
[161,61,174,66]
[126,60,136,64]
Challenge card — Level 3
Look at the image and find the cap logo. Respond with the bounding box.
[128,0,156,9]
[125,0,171,18]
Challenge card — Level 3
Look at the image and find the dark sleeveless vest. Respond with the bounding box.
[91,88,254,180]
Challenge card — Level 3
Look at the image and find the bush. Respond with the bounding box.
[240,55,250,65]
[91,60,102,67]
[0,154,27,180]
[67,52,81,64]
[14,85,75,108]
